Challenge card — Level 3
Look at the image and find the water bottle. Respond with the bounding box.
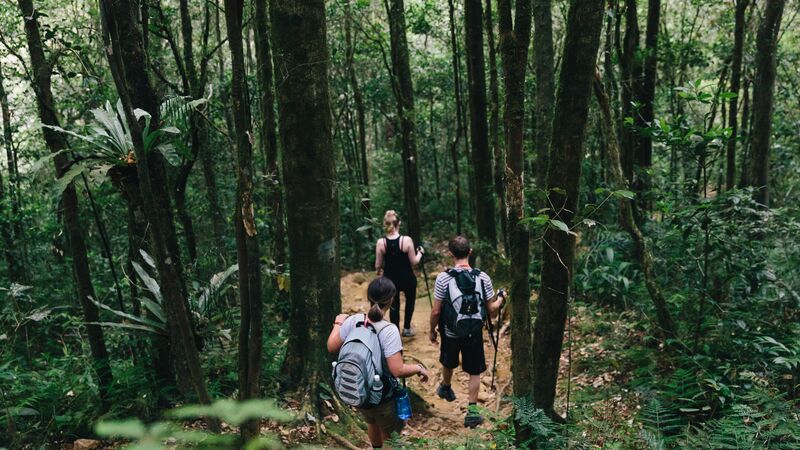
[395,387,412,420]
[372,374,383,392]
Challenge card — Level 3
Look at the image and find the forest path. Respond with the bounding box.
[338,263,514,446]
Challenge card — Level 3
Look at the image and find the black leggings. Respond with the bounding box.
[388,277,417,330]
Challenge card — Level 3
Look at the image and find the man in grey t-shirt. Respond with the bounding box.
[429,236,505,428]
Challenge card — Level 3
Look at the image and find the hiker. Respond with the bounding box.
[327,277,430,449]
[374,210,424,337]
[429,236,505,428]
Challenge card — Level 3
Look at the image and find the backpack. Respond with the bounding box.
[441,269,487,339]
[332,314,397,408]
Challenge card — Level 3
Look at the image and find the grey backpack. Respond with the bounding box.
[442,269,487,339]
[332,314,393,408]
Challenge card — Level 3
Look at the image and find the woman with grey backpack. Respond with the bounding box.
[327,277,430,449]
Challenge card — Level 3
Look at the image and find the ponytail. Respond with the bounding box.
[366,276,396,322]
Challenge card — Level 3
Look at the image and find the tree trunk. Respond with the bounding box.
[17,0,112,406]
[619,0,641,182]
[448,0,464,235]
[485,0,506,251]
[532,0,604,419]
[747,0,784,207]
[739,75,751,187]
[594,73,677,340]
[498,0,533,441]
[0,63,22,282]
[465,0,497,249]
[385,0,422,244]
[271,0,341,406]
[533,0,555,200]
[636,0,660,210]
[224,0,264,439]
[726,0,749,191]
[345,0,372,236]
[98,0,214,412]
[254,0,288,274]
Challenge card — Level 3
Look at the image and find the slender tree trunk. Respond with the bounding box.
[726,0,749,191]
[384,0,422,244]
[448,0,464,234]
[748,0,785,207]
[485,0,506,250]
[739,75,751,187]
[99,0,214,412]
[532,0,604,419]
[619,0,640,181]
[254,0,288,273]
[271,0,341,408]
[498,0,533,442]
[17,0,112,406]
[533,0,555,199]
[594,73,677,339]
[636,0,660,210]
[0,63,22,281]
[465,0,497,249]
[224,0,264,439]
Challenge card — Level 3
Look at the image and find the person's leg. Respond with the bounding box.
[467,374,481,403]
[389,288,401,327]
[442,366,454,385]
[402,284,416,331]
[367,423,383,448]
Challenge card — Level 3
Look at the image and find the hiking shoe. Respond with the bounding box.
[436,384,456,402]
[464,405,484,428]
[402,328,416,337]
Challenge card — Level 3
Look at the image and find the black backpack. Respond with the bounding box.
[441,269,487,339]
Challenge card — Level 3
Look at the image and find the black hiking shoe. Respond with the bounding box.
[436,384,456,402]
[464,404,484,428]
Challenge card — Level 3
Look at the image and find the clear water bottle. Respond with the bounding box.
[396,387,412,420]
[372,374,383,392]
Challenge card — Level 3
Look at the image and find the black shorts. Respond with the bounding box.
[439,332,486,375]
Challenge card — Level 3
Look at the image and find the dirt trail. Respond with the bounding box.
[339,263,514,444]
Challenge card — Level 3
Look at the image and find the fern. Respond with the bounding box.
[512,397,564,449]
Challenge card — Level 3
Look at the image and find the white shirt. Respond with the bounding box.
[339,314,403,357]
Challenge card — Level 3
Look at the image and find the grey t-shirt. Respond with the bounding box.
[435,268,495,338]
[339,314,403,358]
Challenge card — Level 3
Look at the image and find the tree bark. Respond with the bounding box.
[594,73,677,340]
[498,0,533,441]
[747,0,785,207]
[533,0,555,199]
[465,0,496,249]
[98,0,213,411]
[385,0,422,244]
[726,0,749,191]
[271,0,341,406]
[0,62,22,282]
[254,0,288,273]
[17,0,112,406]
[636,0,660,209]
[532,0,604,419]
[224,0,264,439]
[448,0,464,235]
[619,0,641,181]
[485,0,506,250]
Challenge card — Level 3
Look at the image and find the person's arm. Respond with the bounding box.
[374,239,385,275]
[429,298,442,343]
[326,314,349,353]
[385,352,429,381]
[487,290,506,316]
[405,237,423,266]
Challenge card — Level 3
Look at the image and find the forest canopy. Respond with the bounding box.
[0,0,798,448]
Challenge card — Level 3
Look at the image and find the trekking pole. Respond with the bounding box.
[418,246,433,308]
[489,289,506,391]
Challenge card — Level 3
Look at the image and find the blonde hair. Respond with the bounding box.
[383,210,400,234]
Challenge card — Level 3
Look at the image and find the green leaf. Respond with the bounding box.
[95,419,148,438]
[614,189,635,200]
[52,163,89,197]
[549,219,570,233]
[132,261,163,303]
[168,399,294,425]
[157,143,181,166]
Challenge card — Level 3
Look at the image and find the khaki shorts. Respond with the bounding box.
[360,398,405,435]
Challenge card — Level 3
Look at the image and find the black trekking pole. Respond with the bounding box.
[489,289,506,391]
[418,246,433,308]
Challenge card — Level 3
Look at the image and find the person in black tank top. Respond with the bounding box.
[375,210,423,336]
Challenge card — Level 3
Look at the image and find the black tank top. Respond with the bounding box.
[383,236,413,281]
